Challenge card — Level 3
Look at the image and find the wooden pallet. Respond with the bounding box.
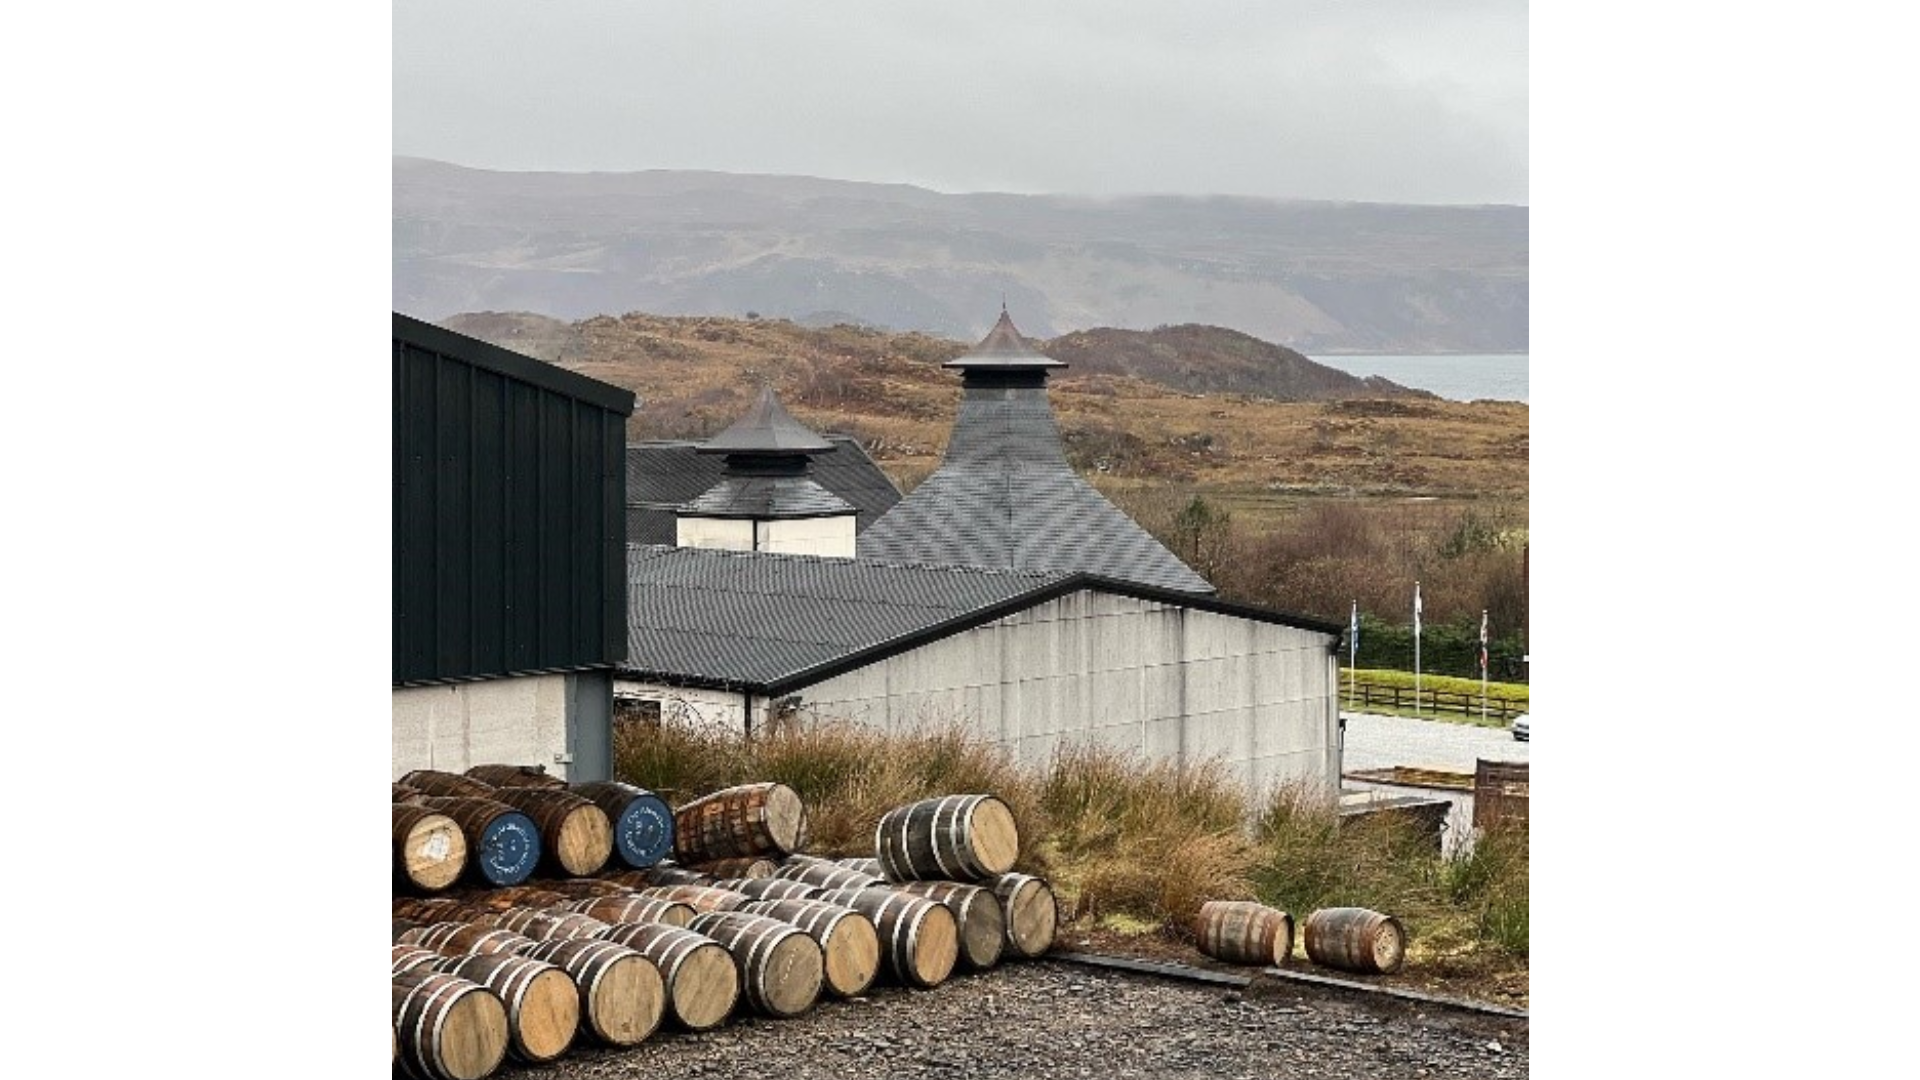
[1342,766,1475,792]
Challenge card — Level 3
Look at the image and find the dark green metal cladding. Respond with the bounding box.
[393,313,636,685]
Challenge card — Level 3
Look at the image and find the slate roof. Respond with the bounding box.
[678,476,856,520]
[621,546,1340,693]
[622,545,1066,689]
[858,314,1214,594]
[700,387,836,454]
[943,308,1067,370]
[626,436,902,545]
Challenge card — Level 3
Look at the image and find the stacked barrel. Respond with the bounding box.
[391,776,1060,1080]
[864,794,1060,968]
[394,768,677,895]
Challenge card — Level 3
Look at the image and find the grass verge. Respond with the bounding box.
[615,718,1528,990]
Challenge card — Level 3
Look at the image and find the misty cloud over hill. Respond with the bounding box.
[395,157,1526,354]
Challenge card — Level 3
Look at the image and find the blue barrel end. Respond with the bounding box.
[614,792,675,870]
[476,810,542,886]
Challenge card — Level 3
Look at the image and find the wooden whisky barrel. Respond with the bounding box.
[890,880,1005,972]
[631,863,712,888]
[480,909,611,943]
[488,787,613,878]
[836,857,887,878]
[392,944,441,975]
[562,894,696,929]
[596,921,741,1031]
[687,911,825,1019]
[873,794,1019,883]
[465,763,565,789]
[537,878,631,901]
[771,861,884,892]
[635,884,751,914]
[430,952,580,1064]
[673,782,810,864]
[814,886,958,990]
[394,783,427,804]
[1193,900,1293,966]
[707,876,824,903]
[519,937,666,1048]
[1303,907,1406,974]
[392,968,510,1080]
[595,870,657,892]
[399,922,538,958]
[736,897,882,999]
[688,856,778,879]
[989,873,1059,958]
[392,897,473,925]
[400,770,497,800]
[570,781,675,870]
[394,805,470,893]
[473,885,570,913]
[418,796,542,888]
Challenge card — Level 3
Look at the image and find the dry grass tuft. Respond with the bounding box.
[1038,744,1256,930]
[615,717,1043,866]
[1071,829,1258,932]
[613,719,1528,965]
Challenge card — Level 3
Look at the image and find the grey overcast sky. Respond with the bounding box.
[393,0,1527,206]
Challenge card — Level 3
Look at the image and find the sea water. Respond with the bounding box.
[1309,354,1528,404]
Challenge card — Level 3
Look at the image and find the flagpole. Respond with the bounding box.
[1348,600,1358,711]
[1413,581,1422,718]
[1480,608,1489,724]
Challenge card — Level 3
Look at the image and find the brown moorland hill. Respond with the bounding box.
[436,311,1528,509]
[1043,324,1432,402]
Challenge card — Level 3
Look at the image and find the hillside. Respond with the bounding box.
[1043,324,1424,401]
[399,157,1527,354]
[438,311,1528,505]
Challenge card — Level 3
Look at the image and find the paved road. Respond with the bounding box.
[1340,711,1529,774]
[1339,711,1528,856]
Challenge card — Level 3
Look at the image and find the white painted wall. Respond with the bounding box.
[612,681,760,733]
[392,674,573,780]
[674,514,856,558]
[676,517,754,551]
[609,592,1338,799]
[758,515,855,558]
[789,591,1340,801]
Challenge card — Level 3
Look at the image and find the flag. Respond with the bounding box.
[1479,609,1490,674]
[1413,582,1422,637]
[1349,600,1359,659]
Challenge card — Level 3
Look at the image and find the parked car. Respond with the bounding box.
[1511,713,1530,741]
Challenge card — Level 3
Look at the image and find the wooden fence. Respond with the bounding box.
[1341,683,1525,723]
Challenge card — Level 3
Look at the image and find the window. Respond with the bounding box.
[615,697,662,729]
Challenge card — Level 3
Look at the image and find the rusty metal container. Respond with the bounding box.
[1473,759,1529,831]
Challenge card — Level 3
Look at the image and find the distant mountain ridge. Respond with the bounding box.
[397,157,1526,354]
[438,310,1434,408]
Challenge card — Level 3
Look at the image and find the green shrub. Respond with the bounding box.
[1441,821,1530,958]
[1250,783,1442,920]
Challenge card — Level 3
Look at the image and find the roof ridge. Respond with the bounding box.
[629,542,1067,579]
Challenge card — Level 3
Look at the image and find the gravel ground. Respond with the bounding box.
[514,956,1527,1080]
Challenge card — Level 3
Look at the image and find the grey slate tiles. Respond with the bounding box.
[626,435,902,545]
[623,545,1065,688]
[858,313,1214,594]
